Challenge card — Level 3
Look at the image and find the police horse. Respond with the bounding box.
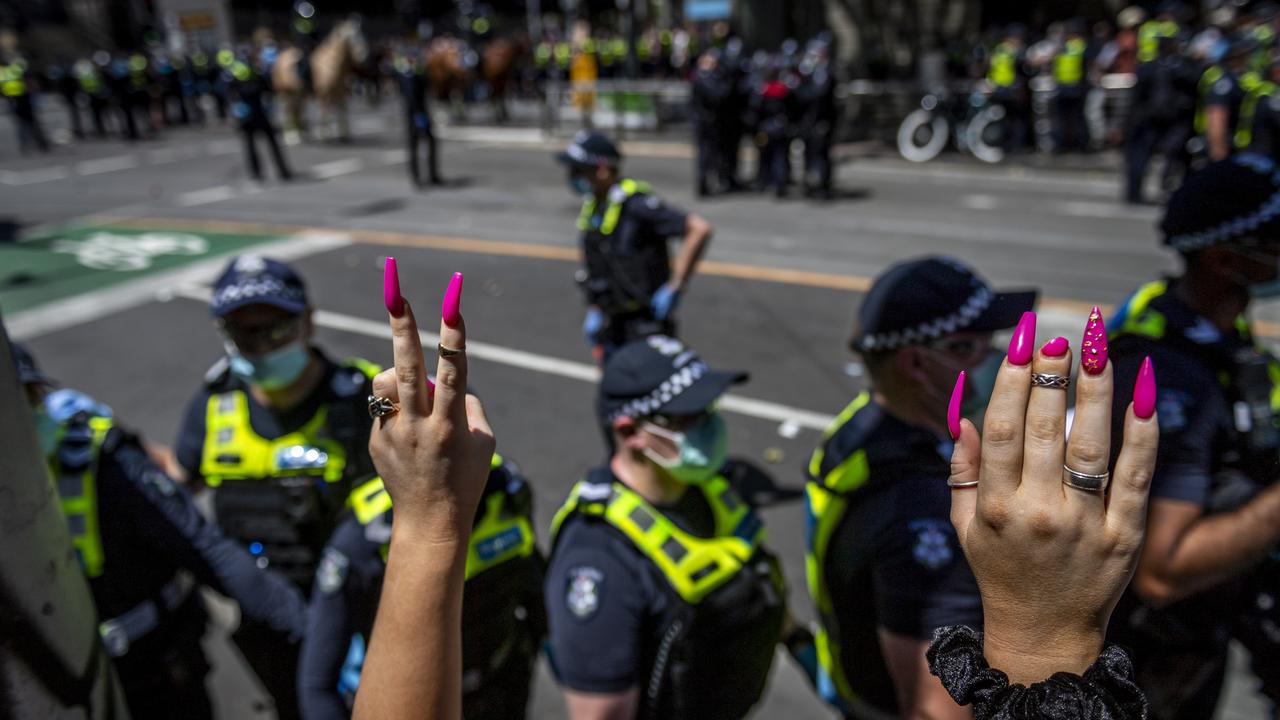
[273,17,369,142]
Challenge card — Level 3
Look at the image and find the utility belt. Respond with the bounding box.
[213,477,336,588]
[99,572,196,658]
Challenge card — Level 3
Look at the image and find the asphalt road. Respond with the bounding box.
[1,102,1272,718]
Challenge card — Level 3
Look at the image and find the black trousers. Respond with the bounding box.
[87,96,108,137]
[232,617,300,719]
[407,120,440,186]
[804,130,833,194]
[1053,90,1088,152]
[9,97,49,153]
[695,127,718,193]
[114,606,213,720]
[1125,119,1190,202]
[240,120,292,181]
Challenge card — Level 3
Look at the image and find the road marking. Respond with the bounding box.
[845,160,1121,197]
[77,155,140,176]
[175,185,237,207]
[205,138,240,155]
[0,166,70,185]
[378,149,405,164]
[1057,199,1160,220]
[170,284,835,432]
[6,231,352,341]
[312,158,365,179]
[961,193,1000,210]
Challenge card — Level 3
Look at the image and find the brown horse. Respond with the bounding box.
[480,36,525,123]
[272,17,369,141]
[425,35,525,124]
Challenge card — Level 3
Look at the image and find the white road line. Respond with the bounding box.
[205,138,240,155]
[1057,199,1160,221]
[377,149,405,164]
[76,155,139,176]
[175,185,237,207]
[846,160,1121,197]
[169,286,835,432]
[7,231,353,341]
[960,193,1000,211]
[0,166,70,185]
[311,158,365,179]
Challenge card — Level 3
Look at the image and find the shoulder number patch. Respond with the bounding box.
[317,548,350,595]
[565,566,604,620]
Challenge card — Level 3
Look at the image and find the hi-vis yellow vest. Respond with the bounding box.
[1053,38,1087,86]
[199,359,380,486]
[346,453,536,578]
[987,44,1017,88]
[577,179,651,237]
[50,414,115,579]
[551,475,764,604]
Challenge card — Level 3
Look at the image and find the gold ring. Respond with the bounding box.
[368,395,399,419]
[437,342,465,358]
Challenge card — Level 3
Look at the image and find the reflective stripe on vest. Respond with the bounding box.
[1053,38,1087,86]
[348,454,534,577]
[550,475,764,604]
[1236,81,1278,149]
[199,359,378,486]
[1195,65,1225,135]
[803,392,873,704]
[52,415,113,578]
[987,45,1016,87]
[577,178,652,235]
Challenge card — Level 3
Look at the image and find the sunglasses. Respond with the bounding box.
[218,315,304,355]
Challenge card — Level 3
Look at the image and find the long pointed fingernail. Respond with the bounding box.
[947,371,965,441]
[1134,356,1156,419]
[1081,305,1109,376]
[383,257,404,317]
[1007,311,1036,366]
[1041,336,1069,357]
[442,272,462,327]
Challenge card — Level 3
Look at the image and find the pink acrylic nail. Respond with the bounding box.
[1007,311,1036,366]
[1042,337,1069,358]
[442,272,463,327]
[383,257,404,317]
[947,371,965,441]
[1081,306,1109,376]
[1134,356,1156,420]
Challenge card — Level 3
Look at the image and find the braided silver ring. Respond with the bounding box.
[1031,373,1070,390]
[947,478,979,488]
[368,395,399,419]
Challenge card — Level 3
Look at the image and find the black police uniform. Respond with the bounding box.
[224,60,292,181]
[691,61,730,196]
[37,387,305,720]
[1125,48,1198,203]
[577,181,689,352]
[805,395,983,716]
[750,73,796,196]
[298,457,545,719]
[175,348,375,719]
[1108,281,1280,719]
[1242,85,1280,161]
[1203,67,1246,151]
[546,464,786,720]
[396,55,441,187]
[796,60,836,199]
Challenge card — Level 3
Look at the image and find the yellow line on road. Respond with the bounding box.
[92,214,1280,336]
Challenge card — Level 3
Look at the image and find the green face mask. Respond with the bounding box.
[962,350,1003,425]
[641,412,729,485]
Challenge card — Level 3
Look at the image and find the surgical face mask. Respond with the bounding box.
[568,173,593,197]
[641,412,729,485]
[228,339,310,391]
[961,350,1003,425]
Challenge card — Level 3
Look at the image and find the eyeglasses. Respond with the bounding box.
[925,336,991,364]
[646,407,715,432]
[218,315,303,355]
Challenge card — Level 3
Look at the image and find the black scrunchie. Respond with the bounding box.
[925,625,1147,720]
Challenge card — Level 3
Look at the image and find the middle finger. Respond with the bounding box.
[1021,336,1073,500]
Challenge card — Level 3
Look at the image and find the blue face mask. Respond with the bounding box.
[34,407,61,457]
[568,174,593,196]
[228,340,311,390]
[641,412,729,485]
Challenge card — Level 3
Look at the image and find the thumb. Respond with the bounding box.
[949,419,981,547]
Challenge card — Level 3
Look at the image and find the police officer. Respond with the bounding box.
[1198,38,1255,162]
[555,131,713,361]
[298,451,545,718]
[987,26,1028,153]
[1125,34,1199,204]
[751,60,796,197]
[545,335,786,719]
[45,60,85,140]
[222,52,293,182]
[1235,57,1280,161]
[797,38,836,200]
[393,46,441,188]
[1107,154,1280,719]
[691,49,729,197]
[1138,2,1181,64]
[807,257,1033,718]
[1052,21,1090,153]
[174,255,379,718]
[1,54,50,154]
[15,344,306,719]
[74,56,110,138]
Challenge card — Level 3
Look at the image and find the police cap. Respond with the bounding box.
[209,254,310,318]
[1163,154,1280,253]
[600,335,747,423]
[555,130,622,169]
[851,257,1037,353]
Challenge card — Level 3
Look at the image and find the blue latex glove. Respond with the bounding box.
[650,282,681,321]
[583,307,606,344]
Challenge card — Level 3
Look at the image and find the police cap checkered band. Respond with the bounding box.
[210,254,309,317]
[1163,154,1280,252]
[599,336,747,422]
[555,130,621,168]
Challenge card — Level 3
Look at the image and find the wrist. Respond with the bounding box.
[982,621,1104,685]
[390,509,473,554]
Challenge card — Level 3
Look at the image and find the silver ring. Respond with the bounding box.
[437,343,464,358]
[1031,373,1070,390]
[1062,464,1109,492]
[368,394,399,419]
[947,479,980,488]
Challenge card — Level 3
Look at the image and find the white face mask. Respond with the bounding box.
[640,413,729,485]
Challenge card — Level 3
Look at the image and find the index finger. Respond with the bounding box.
[434,272,468,424]
[385,257,432,416]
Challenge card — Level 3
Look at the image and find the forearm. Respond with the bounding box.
[671,217,711,289]
[1207,110,1230,160]
[353,526,469,720]
[1146,483,1280,601]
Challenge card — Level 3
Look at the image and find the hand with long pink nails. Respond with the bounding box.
[356,260,493,720]
[942,305,1159,688]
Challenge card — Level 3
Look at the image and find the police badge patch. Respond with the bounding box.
[317,548,350,595]
[566,566,604,620]
[909,519,954,571]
